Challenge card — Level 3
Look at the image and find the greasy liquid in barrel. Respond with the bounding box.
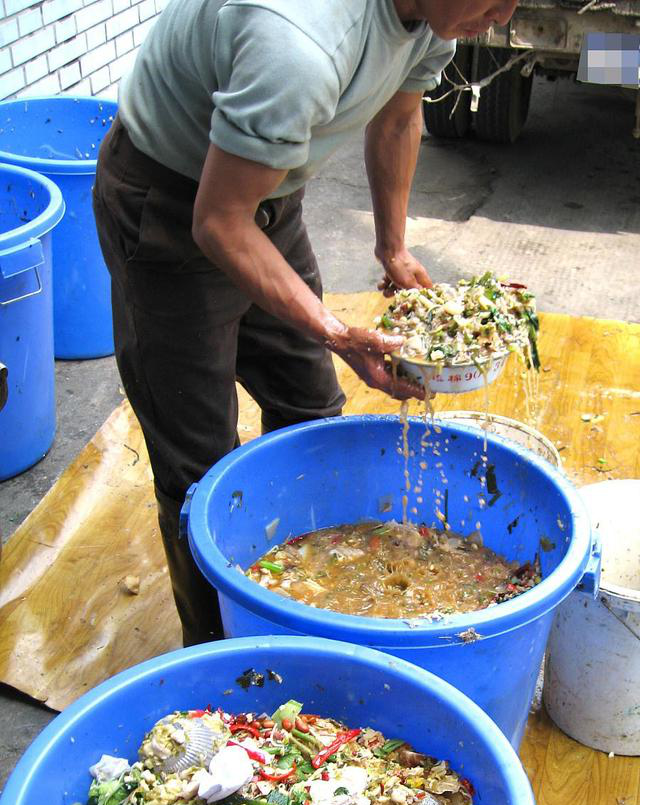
[247,520,540,618]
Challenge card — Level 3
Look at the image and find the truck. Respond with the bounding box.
[423,0,640,143]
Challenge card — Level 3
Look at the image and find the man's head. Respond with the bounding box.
[395,0,519,40]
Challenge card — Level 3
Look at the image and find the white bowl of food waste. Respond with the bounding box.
[377,272,540,394]
[394,352,510,394]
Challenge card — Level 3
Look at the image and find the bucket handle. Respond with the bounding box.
[179,482,198,540]
[576,527,602,598]
[0,238,45,306]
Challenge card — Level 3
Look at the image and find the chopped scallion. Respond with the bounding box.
[259,560,284,574]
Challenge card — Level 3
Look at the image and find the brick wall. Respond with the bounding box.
[0,0,169,101]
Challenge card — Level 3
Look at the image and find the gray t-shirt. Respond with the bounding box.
[119,0,455,197]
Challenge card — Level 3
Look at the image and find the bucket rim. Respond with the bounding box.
[434,410,562,468]
[188,414,592,647]
[0,162,65,250]
[599,576,640,605]
[0,635,534,806]
[0,95,117,175]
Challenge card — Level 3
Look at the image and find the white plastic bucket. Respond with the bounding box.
[543,479,640,754]
[436,411,562,468]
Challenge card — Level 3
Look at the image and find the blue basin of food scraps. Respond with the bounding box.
[186,415,598,749]
[0,637,533,805]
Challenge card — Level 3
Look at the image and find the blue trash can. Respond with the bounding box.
[0,636,534,805]
[186,415,600,749]
[0,96,117,359]
[0,162,65,480]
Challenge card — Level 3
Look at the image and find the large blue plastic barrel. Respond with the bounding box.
[0,96,117,359]
[0,636,534,805]
[186,415,599,749]
[0,163,64,480]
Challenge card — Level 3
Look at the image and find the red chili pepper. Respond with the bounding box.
[475,573,484,581]
[258,761,296,781]
[368,534,381,551]
[312,729,362,768]
[503,282,527,290]
[229,722,261,738]
[506,583,517,592]
[226,740,267,764]
[285,535,305,545]
[189,705,213,718]
[321,771,330,781]
[460,777,475,797]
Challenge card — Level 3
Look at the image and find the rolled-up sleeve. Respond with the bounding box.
[400,36,456,93]
[211,7,341,169]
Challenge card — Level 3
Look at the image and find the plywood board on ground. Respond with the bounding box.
[0,292,639,804]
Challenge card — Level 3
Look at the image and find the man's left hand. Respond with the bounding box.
[376,247,433,297]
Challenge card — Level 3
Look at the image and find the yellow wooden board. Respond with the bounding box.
[0,292,639,804]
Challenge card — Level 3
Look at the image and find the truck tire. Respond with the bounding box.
[473,46,533,144]
[423,44,472,139]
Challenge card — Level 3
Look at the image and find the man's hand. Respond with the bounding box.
[326,326,425,401]
[376,247,433,297]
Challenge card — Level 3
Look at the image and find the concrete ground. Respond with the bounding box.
[0,75,639,792]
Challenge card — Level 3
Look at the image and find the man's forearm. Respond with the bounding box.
[193,213,424,400]
[364,94,423,262]
[193,214,346,347]
[193,143,347,349]
[191,142,426,400]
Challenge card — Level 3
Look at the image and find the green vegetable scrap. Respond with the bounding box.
[88,771,138,805]
[523,309,541,370]
[271,699,303,725]
[373,738,405,758]
[259,559,284,574]
[267,790,291,804]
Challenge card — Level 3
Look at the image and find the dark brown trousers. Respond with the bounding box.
[92,117,345,646]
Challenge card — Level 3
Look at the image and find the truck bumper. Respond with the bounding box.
[465,3,639,85]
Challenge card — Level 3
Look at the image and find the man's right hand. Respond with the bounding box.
[325,325,425,401]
